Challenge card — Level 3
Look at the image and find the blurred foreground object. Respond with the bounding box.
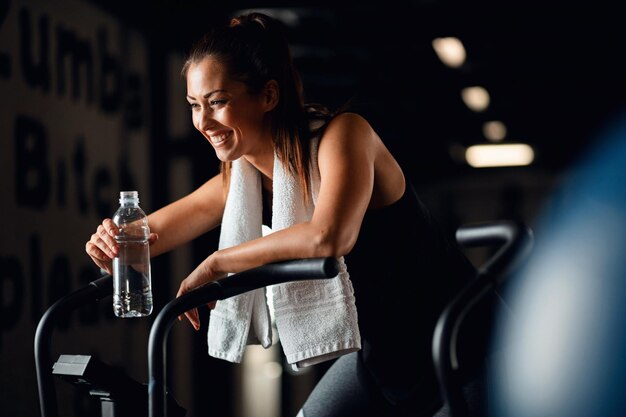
[492,105,626,417]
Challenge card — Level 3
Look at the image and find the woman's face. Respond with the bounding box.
[186,57,271,162]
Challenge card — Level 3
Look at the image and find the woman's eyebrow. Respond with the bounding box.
[187,89,227,101]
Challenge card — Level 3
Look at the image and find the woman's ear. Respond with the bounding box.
[262,80,279,112]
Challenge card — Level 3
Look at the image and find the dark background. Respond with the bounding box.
[95,0,626,178]
[92,0,626,238]
[3,0,626,416]
[99,2,626,416]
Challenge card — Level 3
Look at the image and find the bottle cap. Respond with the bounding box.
[119,190,139,204]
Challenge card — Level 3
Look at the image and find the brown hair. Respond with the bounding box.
[181,12,333,203]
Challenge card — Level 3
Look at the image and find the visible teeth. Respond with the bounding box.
[210,132,230,143]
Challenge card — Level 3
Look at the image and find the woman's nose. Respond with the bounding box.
[198,108,216,132]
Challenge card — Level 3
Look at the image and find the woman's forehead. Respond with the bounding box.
[188,57,228,80]
[186,58,244,94]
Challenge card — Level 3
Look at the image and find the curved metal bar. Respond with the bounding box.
[432,220,534,417]
[148,257,340,417]
[455,220,534,285]
[34,275,112,417]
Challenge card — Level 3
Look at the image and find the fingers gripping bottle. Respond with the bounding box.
[112,191,153,317]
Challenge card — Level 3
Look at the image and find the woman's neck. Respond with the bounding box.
[244,144,274,183]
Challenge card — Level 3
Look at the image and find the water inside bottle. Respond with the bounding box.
[113,239,153,317]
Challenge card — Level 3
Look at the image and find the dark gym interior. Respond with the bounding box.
[2,1,626,416]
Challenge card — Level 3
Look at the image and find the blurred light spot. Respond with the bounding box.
[465,143,534,167]
[462,86,490,112]
[483,120,507,141]
[263,361,283,379]
[432,37,466,68]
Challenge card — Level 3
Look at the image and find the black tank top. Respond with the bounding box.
[345,182,476,406]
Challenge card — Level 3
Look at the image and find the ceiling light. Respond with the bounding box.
[483,120,507,141]
[432,37,466,68]
[461,86,490,112]
[465,143,534,167]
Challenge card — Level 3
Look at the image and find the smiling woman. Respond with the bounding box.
[184,56,276,165]
[85,11,476,417]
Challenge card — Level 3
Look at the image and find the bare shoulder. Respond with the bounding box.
[320,112,378,147]
[326,112,373,132]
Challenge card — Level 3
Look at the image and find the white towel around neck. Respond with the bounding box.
[207,137,361,369]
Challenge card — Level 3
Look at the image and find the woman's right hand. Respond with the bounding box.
[85,218,158,274]
[85,219,119,274]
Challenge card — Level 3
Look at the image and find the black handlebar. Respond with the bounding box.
[35,257,339,417]
[37,226,527,417]
[432,220,534,417]
[147,257,340,417]
[455,220,533,285]
[35,275,113,417]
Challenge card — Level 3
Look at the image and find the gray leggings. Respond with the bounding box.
[298,352,445,417]
[298,352,399,417]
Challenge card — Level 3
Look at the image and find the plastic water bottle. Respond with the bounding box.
[112,191,153,317]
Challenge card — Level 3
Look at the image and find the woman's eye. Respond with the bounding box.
[210,99,227,106]
[188,102,200,110]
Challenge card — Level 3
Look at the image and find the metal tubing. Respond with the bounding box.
[148,257,339,417]
[34,275,112,417]
[433,221,534,417]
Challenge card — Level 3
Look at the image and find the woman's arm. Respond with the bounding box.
[85,173,226,273]
[148,173,226,257]
[178,113,399,298]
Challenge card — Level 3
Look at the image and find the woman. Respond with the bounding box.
[86,12,475,417]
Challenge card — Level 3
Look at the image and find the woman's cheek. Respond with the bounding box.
[192,114,202,131]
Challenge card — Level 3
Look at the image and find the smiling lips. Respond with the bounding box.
[209,131,232,145]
